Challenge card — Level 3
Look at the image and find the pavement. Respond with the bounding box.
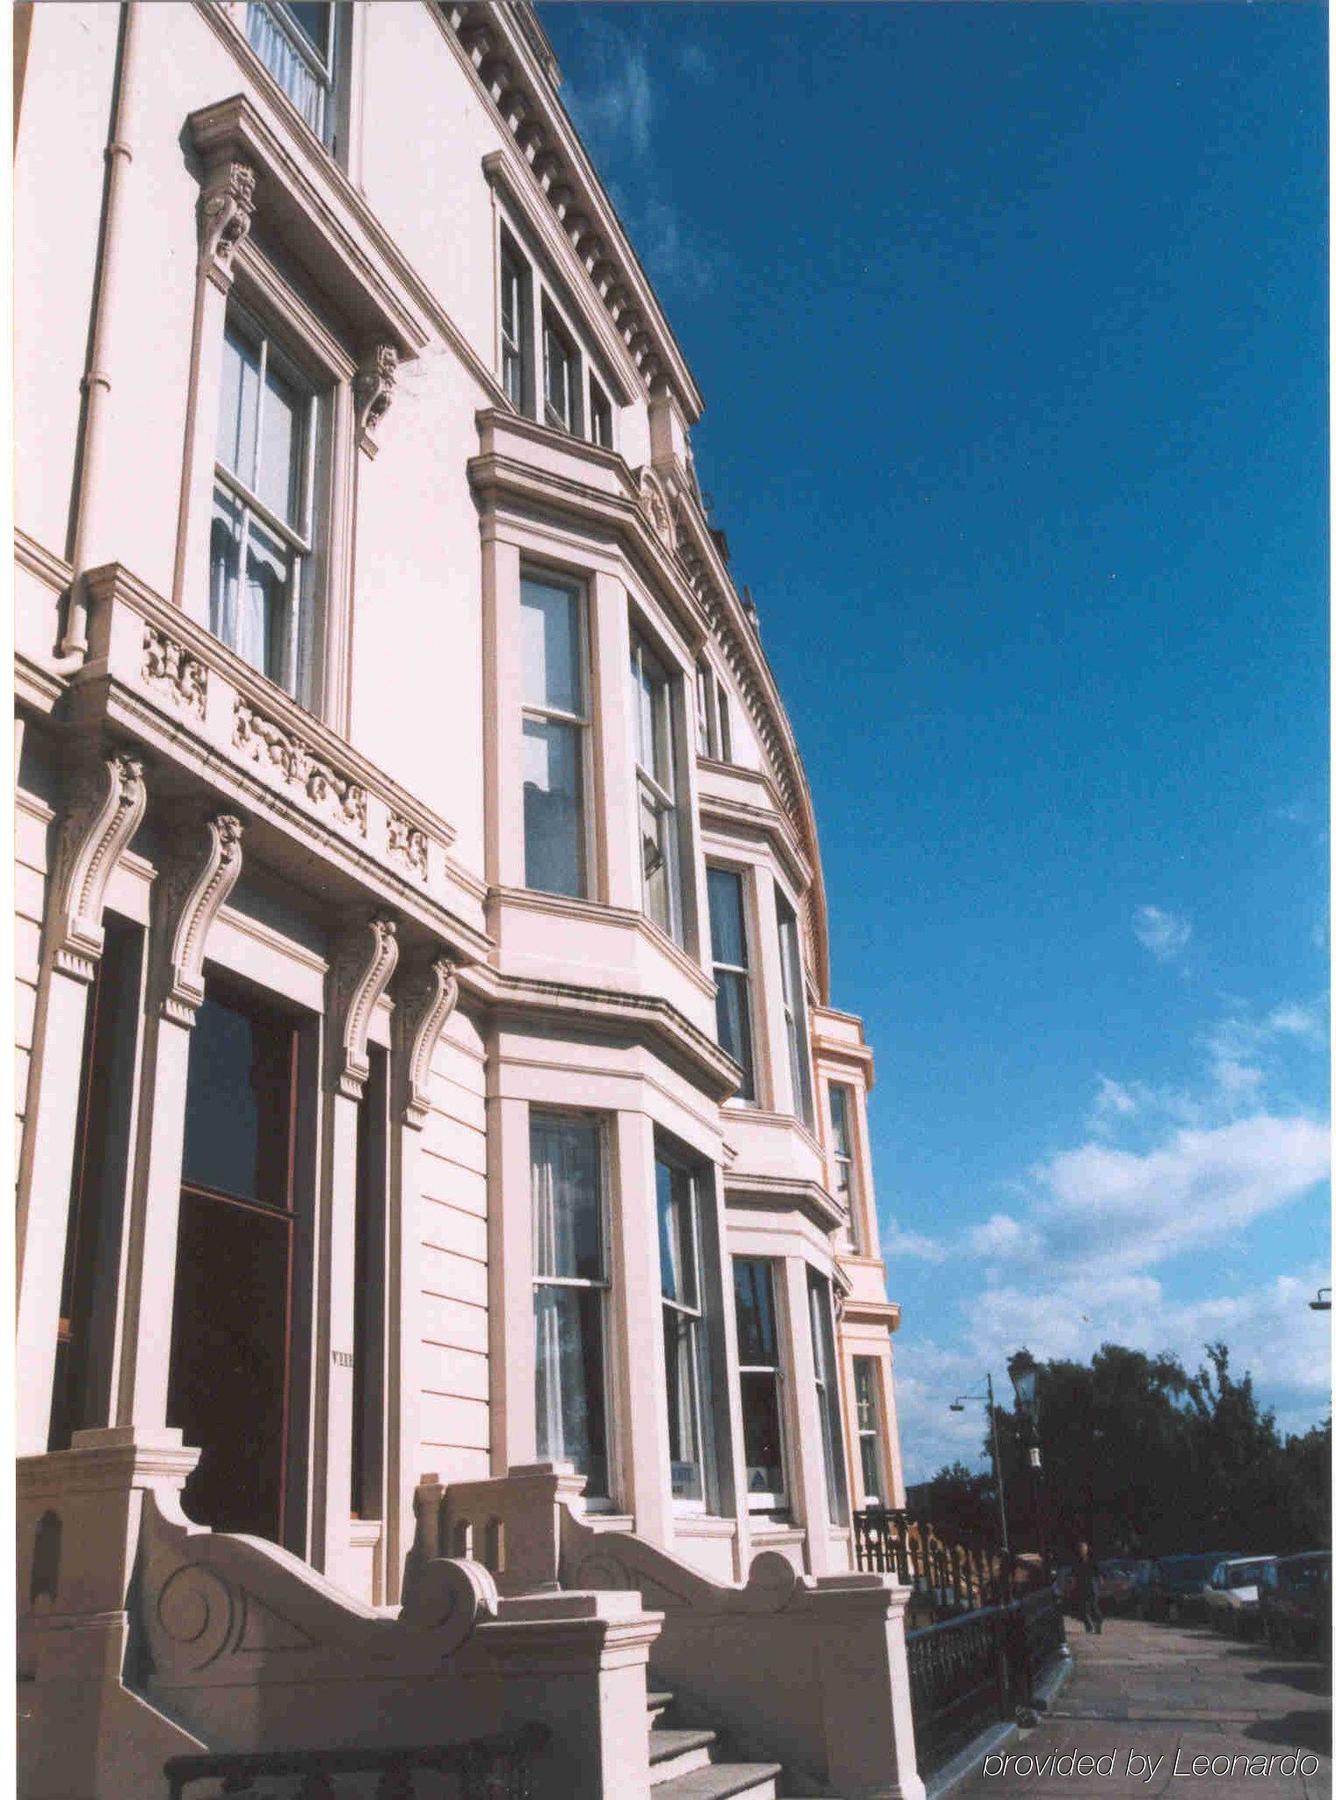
[954,1614,1331,1800]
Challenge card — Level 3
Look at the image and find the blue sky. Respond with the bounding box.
[540,2,1330,1479]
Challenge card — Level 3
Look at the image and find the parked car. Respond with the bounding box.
[1202,1556,1277,1637]
[1259,1552,1332,1657]
[1143,1553,1243,1622]
[1098,1558,1152,1615]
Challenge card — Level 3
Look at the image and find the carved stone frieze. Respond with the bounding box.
[233,698,369,836]
[636,467,673,548]
[198,158,256,288]
[387,813,429,881]
[355,342,399,448]
[50,750,148,981]
[154,813,244,1026]
[328,914,400,1100]
[394,954,458,1130]
[142,625,207,717]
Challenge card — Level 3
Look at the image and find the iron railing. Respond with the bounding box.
[164,1723,549,1799]
[853,1507,1004,1619]
[906,1591,1066,1776]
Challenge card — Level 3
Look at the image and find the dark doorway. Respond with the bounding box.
[168,982,299,1541]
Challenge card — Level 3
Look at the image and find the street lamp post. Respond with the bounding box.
[948,1373,1010,1558]
[1008,1350,1047,1575]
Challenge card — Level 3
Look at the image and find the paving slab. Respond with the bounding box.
[953,1616,1330,1800]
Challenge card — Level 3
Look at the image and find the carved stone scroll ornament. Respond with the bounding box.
[637,467,673,548]
[198,158,256,288]
[142,625,207,717]
[386,812,429,881]
[233,698,369,835]
[354,342,399,447]
[394,954,458,1130]
[155,813,244,1026]
[328,914,400,1100]
[50,750,147,982]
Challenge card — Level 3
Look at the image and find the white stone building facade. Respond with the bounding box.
[14,5,919,1796]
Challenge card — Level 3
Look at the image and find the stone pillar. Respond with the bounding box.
[481,532,524,888]
[17,1427,204,1800]
[611,1109,674,1548]
[703,1160,751,1580]
[112,813,244,1437]
[781,1254,837,1575]
[488,1091,537,1476]
[15,750,146,1454]
[387,952,458,1603]
[313,914,399,1589]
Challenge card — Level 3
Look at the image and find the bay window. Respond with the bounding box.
[211,309,324,701]
[531,1115,610,1499]
[246,1,339,146]
[854,1356,887,1506]
[733,1259,787,1510]
[631,634,682,941]
[707,866,756,1100]
[521,573,589,898]
[807,1271,849,1527]
[657,1153,710,1504]
[829,1083,861,1249]
[776,894,814,1129]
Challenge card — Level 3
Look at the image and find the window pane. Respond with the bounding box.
[247,0,328,132]
[808,1275,849,1525]
[656,1160,697,1309]
[209,483,245,645]
[245,514,295,686]
[522,717,584,897]
[257,357,303,527]
[531,1116,602,1281]
[830,1085,853,1159]
[521,577,583,714]
[182,991,294,1205]
[217,322,261,482]
[715,971,755,1100]
[741,1371,784,1499]
[855,1357,877,1428]
[534,1285,607,1497]
[707,867,747,968]
[286,1,332,57]
[733,1259,779,1366]
[639,784,675,934]
[663,1308,702,1500]
[860,1429,882,1501]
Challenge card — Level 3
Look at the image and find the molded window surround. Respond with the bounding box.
[854,1356,887,1508]
[520,570,591,899]
[776,891,815,1130]
[733,1257,788,1511]
[828,1082,862,1251]
[707,864,756,1102]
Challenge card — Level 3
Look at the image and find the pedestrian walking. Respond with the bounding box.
[1073,1540,1103,1634]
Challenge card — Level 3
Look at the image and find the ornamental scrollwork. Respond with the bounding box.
[51,749,148,981]
[327,913,399,1100]
[154,813,244,1026]
[233,699,368,836]
[198,159,256,288]
[387,812,429,881]
[142,626,207,718]
[355,342,399,446]
[394,953,459,1130]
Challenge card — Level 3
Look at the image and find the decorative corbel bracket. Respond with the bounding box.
[154,813,245,1025]
[49,750,148,982]
[198,158,256,291]
[328,914,400,1100]
[394,954,459,1130]
[354,342,399,457]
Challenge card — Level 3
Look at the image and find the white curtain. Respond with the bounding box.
[531,1122,596,1473]
[210,495,269,675]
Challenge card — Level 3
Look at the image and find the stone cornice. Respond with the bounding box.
[489,883,717,1003]
[697,787,814,896]
[464,964,740,1102]
[721,1170,846,1235]
[434,2,703,420]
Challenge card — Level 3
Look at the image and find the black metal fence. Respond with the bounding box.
[164,1723,550,1799]
[853,1507,1005,1620]
[906,1590,1066,1776]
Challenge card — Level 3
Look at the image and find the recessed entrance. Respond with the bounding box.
[168,983,300,1542]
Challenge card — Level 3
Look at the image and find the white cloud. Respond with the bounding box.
[881,1219,948,1263]
[1133,904,1192,963]
[1267,1002,1327,1043]
[968,1212,1028,1258]
[1089,1074,1140,1133]
[1030,1113,1329,1273]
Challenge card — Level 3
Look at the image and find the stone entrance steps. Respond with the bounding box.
[646,1684,828,1800]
